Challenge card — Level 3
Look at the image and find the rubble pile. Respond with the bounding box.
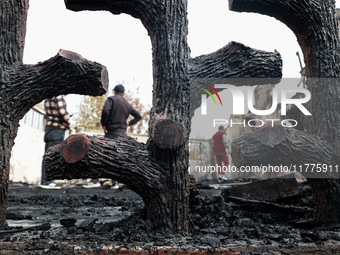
[2,181,340,254]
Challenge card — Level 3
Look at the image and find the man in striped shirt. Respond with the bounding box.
[39,95,71,189]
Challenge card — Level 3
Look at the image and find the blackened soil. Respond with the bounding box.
[2,182,340,254]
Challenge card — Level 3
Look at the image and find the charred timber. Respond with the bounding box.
[1,50,108,120]
[188,41,282,116]
[63,0,191,234]
[0,0,108,229]
[152,119,185,149]
[45,135,163,189]
[45,134,174,230]
[229,0,340,76]
[231,125,337,178]
[228,0,340,224]
[188,41,282,81]
[229,0,340,152]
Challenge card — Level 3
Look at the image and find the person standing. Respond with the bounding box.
[212,125,230,181]
[39,95,70,189]
[82,84,142,188]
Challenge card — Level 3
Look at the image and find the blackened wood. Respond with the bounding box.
[0,0,28,66]
[0,1,108,229]
[188,41,282,116]
[45,135,173,230]
[0,0,29,229]
[229,0,340,224]
[227,196,313,214]
[152,119,185,149]
[60,0,285,233]
[232,125,337,178]
[188,41,282,80]
[4,49,108,120]
[46,0,340,230]
[63,135,90,163]
[60,1,284,233]
[222,174,300,202]
[63,0,191,233]
[229,0,340,155]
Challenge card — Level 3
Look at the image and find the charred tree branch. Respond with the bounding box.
[229,0,340,74]
[229,0,340,225]
[229,0,340,152]
[152,119,185,149]
[188,41,282,80]
[64,0,161,30]
[231,125,337,178]
[1,50,108,119]
[60,0,191,234]
[45,134,174,230]
[0,0,109,230]
[188,41,282,116]
[45,135,163,189]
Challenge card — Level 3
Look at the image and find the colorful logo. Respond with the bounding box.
[199,82,222,108]
[200,83,311,117]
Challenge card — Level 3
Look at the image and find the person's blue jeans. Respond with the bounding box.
[41,127,65,185]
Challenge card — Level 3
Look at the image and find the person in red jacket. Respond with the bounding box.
[212,125,230,181]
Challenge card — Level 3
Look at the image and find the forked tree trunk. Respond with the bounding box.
[45,0,283,233]
[0,0,282,232]
[5,0,339,234]
[0,0,108,229]
[56,0,192,233]
[230,0,340,224]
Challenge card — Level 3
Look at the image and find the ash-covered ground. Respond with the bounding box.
[2,180,340,254]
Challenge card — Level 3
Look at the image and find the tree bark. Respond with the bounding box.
[229,0,340,224]
[3,50,108,119]
[188,41,282,117]
[46,135,174,229]
[232,125,338,179]
[0,0,108,228]
[52,0,285,233]
[62,0,191,233]
[188,41,282,80]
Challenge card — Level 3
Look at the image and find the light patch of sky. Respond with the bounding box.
[24,0,340,136]
[24,0,152,116]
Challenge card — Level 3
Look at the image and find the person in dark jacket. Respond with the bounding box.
[82,84,142,188]
[100,84,142,138]
[212,125,230,181]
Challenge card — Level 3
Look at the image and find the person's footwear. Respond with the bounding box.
[218,174,228,182]
[39,182,61,190]
[111,182,120,190]
[82,181,100,188]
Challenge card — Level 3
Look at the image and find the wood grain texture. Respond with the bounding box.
[0,1,108,229]
[229,0,340,224]
[188,41,282,117]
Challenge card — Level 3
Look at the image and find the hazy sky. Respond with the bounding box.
[23,0,340,136]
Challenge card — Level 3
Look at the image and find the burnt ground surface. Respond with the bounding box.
[2,180,340,254]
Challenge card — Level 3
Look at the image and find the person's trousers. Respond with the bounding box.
[105,129,127,139]
[214,152,229,174]
[41,127,65,184]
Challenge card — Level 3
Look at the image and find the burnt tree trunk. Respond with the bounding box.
[57,0,192,233]
[45,0,283,233]
[0,0,108,228]
[188,41,282,117]
[230,0,340,224]
[47,135,171,228]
